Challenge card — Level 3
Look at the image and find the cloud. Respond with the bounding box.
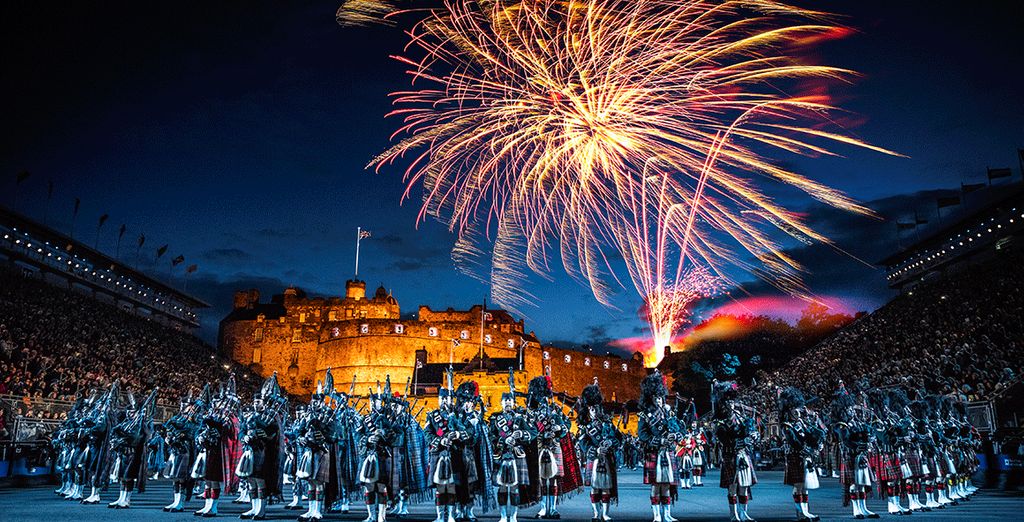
[201,248,252,262]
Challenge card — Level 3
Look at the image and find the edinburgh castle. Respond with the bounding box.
[218,280,647,413]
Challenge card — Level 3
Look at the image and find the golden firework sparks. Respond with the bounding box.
[338,0,902,365]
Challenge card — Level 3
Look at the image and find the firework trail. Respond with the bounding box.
[337,0,901,365]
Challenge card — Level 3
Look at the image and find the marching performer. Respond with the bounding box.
[577,379,620,522]
[236,373,287,520]
[426,370,469,522]
[527,375,577,520]
[357,377,403,522]
[489,370,536,522]
[78,381,119,504]
[712,380,758,522]
[833,383,878,520]
[778,387,824,522]
[675,400,698,491]
[163,386,206,513]
[330,377,364,514]
[454,380,496,521]
[638,371,683,522]
[283,405,308,511]
[107,389,158,509]
[192,377,241,518]
[295,370,342,521]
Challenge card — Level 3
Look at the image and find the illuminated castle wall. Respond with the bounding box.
[219,280,646,409]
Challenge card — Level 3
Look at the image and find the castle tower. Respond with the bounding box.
[345,279,366,300]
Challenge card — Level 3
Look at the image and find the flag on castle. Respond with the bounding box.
[483,312,493,321]
[359,229,371,239]
[172,254,185,266]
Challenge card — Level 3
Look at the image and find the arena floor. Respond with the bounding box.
[2,469,1021,521]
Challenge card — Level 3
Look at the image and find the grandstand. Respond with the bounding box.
[0,204,207,333]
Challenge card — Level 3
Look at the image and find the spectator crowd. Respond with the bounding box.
[745,251,1024,413]
[0,266,257,438]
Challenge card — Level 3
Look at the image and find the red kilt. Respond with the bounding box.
[783,454,808,486]
[839,455,875,488]
[643,453,661,484]
[869,450,901,482]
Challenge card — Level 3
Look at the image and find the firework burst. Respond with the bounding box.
[338,0,901,365]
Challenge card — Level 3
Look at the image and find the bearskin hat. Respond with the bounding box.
[582,381,604,408]
[527,375,553,408]
[777,387,806,420]
[710,379,739,408]
[866,388,889,414]
[455,381,479,405]
[641,371,669,411]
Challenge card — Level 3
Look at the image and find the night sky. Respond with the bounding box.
[2,1,1022,351]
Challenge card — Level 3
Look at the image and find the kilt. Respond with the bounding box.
[166,448,193,480]
[869,450,900,482]
[839,454,875,487]
[692,450,704,467]
[643,449,675,484]
[584,457,613,489]
[537,443,564,478]
[783,453,808,486]
[195,445,224,482]
[719,451,757,489]
[494,454,530,487]
[933,454,950,477]
[904,450,924,479]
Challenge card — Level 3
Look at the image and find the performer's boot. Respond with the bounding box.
[166,492,182,512]
[204,489,220,517]
[728,495,739,522]
[662,496,676,522]
[591,493,601,522]
[510,505,520,522]
[465,504,477,521]
[122,490,133,509]
[378,501,388,522]
[499,506,509,522]
[650,497,662,522]
[936,483,952,506]
[82,485,100,504]
[235,487,250,504]
[64,483,78,499]
[536,496,547,519]
[241,498,258,519]
[801,493,818,521]
[850,491,864,520]
[549,486,561,519]
[254,498,267,521]
[195,493,213,516]
[738,496,755,522]
[108,487,127,508]
[363,503,378,522]
[601,493,612,522]
[794,494,805,520]
[861,492,879,519]
[287,485,302,510]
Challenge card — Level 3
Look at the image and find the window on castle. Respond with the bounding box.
[252,346,262,364]
[257,314,265,323]
[603,360,610,369]
[394,324,404,334]
[360,323,369,334]
[292,328,302,342]
[584,357,591,366]
[359,311,367,319]
[279,316,286,324]
[253,327,263,343]
[428,327,438,337]
[345,309,353,319]
[621,363,628,372]
[460,330,470,340]
[507,339,515,349]
[299,312,306,323]
[329,310,338,321]
[331,327,340,338]
[563,354,571,363]
[501,324,510,333]
[484,334,492,344]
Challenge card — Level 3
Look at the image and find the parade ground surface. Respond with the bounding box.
[3,470,1022,522]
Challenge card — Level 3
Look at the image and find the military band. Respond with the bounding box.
[46,370,981,521]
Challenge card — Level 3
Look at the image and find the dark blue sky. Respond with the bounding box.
[2,1,1022,350]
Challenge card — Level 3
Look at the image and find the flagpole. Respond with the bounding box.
[355,227,362,279]
[479,298,486,370]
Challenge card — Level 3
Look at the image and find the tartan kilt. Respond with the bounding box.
[537,443,564,478]
[839,454,876,487]
[783,454,807,486]
[642,453,663,484]
[719,452,757,489]
[933,454,950,477]
[584,458,613,489]
[869,451,900,482]
[905,451,924,479]
[494,453,531,487]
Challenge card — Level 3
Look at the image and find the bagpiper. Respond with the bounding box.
[712,380,758,522]
[489,370,536,522]
[162,385,207,513]
[526,375,578,520]
[426,369,469,522]
[283,404,308,511]
[675,400,698,491]
[192,376,241,517]
[778,387,825,522]
[295,369,342,521]
[577,379,620,522]
[357,376,404,522]
[638,371,683,522]
[236,373,288,520]
[53,394,88,499]
[107,388,158,509]
[391,382,430,516]
[833,382,878,520]
[454,379,496,521]
[78,380,119,504]
[329,375,364,514]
